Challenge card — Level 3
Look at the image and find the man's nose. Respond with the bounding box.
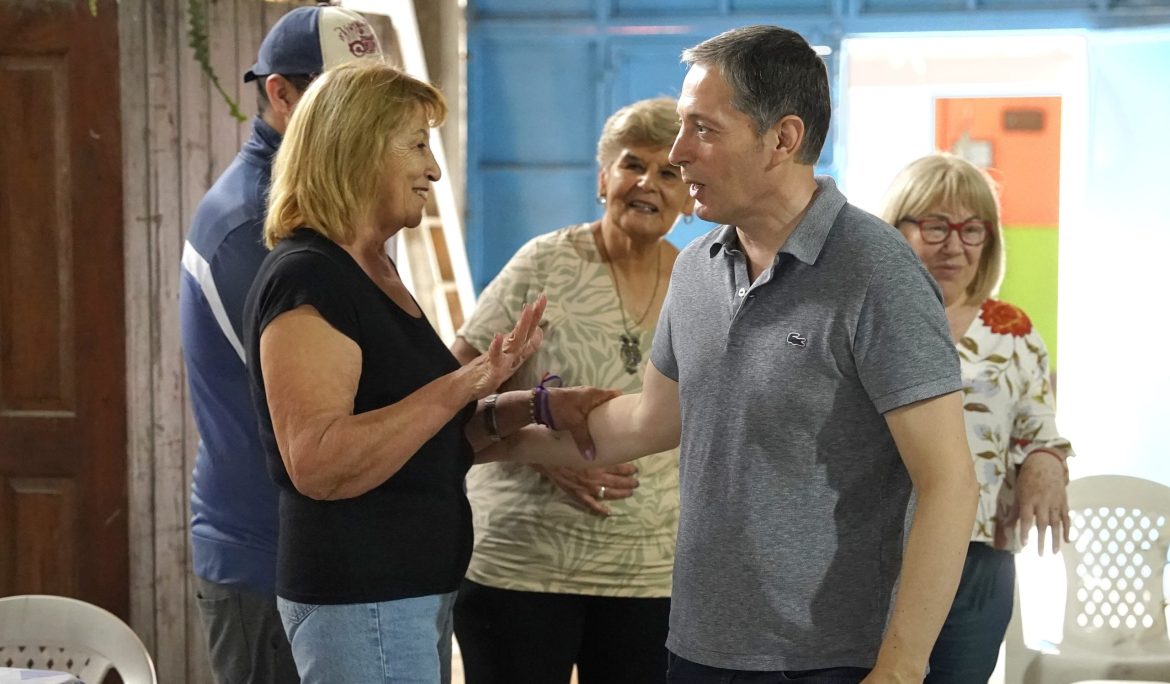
[668,133,688,167]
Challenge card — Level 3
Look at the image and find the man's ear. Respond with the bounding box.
[772,114,806,164]
[265,75,299,126]
[596,166,608,202]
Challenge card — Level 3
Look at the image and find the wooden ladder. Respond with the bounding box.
[344,0,476,344]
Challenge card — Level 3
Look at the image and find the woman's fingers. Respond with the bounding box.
[1045,506,1066,554]
[486,332,503,360]
[521,326,544,362]
[1026,504,1066,555]
[528,294,547,330]
[540,465,611,516]
[509,295,546,351]
[1017,506,1035,547]
[499,295,546,363]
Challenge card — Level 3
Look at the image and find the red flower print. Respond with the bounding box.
[980,300,1033,337]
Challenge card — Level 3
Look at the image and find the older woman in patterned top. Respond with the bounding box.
[449,98,693,684]
[880,153,1074,683]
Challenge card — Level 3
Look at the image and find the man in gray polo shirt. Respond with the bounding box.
[500,24,977,683]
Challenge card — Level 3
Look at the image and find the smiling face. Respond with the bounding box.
[669,64,774,228]
[898,205,987,307]
[599,144,692,244]
[374,108,440,233]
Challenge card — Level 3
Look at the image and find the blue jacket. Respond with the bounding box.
[180,117,281,593]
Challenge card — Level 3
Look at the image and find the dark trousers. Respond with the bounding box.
[194,576,300,684]
[454,578,670,684]
[666,652,870,683]
[925,542,1016,684]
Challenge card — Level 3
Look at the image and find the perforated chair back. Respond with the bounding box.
[0,594,157,684]
[1062,475,1170,653]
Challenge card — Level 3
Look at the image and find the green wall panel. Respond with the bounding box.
[998,225,1059,369]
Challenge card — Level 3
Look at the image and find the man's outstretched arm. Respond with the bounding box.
[477,361,681,467]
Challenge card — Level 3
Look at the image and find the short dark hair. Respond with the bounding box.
[255,73,315,116]
[682,25,830,165]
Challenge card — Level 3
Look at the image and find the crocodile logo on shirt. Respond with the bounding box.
[786,332,807,348]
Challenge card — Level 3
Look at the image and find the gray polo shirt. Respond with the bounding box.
[650,176,960,671]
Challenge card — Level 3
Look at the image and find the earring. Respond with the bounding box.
[683,213,694,224]
[597,195,606,205]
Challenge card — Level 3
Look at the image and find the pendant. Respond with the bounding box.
[619,332,641,375]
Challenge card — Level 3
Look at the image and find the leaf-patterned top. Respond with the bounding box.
[459,224,679,596]
[959,299,1073,550]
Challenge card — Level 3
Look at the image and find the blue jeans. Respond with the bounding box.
[666,651,870,683]
[926,542,1015,684]
[277,592,456,684]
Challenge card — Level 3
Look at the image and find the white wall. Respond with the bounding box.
[840,32,1087,217]
[1058,28,1170,483]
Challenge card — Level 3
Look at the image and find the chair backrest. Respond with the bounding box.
[1061,475,1170,653]
[0,594,157,684]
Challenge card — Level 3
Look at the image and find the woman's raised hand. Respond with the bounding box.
[461,294,547,401]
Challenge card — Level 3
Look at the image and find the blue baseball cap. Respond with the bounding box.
[243,5,383,83]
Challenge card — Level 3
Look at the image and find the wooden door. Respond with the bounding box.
[0,0,127,618]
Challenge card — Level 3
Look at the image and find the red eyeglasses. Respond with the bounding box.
[900,216,992,246]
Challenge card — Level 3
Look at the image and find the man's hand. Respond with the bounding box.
[1009,451,1070,554]
[531,464,639,516]
[547,385,622,461]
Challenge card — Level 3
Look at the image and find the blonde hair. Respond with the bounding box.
[265,61,447,248]
[879,153,1005,303]
[596,97,681,169]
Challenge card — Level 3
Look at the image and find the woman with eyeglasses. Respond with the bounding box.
[879,153,1074,683]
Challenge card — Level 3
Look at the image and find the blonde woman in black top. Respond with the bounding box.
[244,61,613,684]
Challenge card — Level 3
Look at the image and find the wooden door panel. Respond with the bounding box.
[0,57,75,417]
[0,478,79,596]
[0,0,126,618]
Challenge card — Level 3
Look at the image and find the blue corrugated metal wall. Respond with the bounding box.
[465,0,1170,290]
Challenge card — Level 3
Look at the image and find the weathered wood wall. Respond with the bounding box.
[121,1,275,679]
[119,1,463,680]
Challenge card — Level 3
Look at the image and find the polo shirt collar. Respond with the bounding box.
[708,176,847,265]
[709,224,740,258]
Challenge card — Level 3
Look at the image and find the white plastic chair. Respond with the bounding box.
[0,594,157,684]
[1009,475,1170,684]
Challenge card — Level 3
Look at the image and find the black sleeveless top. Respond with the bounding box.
[244,228,475,604]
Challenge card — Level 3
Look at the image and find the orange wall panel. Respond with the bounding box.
[935,96,1061,226]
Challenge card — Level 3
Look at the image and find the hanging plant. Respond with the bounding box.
[187,0,247,122]
[1,0,246,121]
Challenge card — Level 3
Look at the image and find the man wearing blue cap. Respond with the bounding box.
[179,5,382,682]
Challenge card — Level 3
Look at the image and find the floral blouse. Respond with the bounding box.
[959,299,1073,551]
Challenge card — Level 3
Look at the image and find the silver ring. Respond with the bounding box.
[598,486,606,500]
